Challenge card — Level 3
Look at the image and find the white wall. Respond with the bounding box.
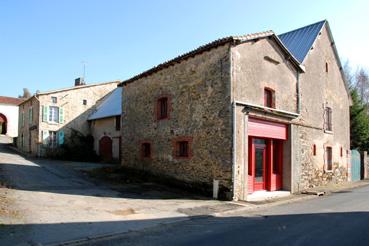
[0,103,19,137]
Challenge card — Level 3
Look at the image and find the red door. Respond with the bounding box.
[99,136,112,162]
[249,138,267,192]
[248,137,283,193]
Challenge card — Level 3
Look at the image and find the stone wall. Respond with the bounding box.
[18,82,118,156]
[293,25,351,190]
[121,44,233,196]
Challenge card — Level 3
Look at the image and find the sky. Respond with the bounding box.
[1,0,368,97]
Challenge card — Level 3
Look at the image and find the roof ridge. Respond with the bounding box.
[119,30,281,85]
[279,20,326,37]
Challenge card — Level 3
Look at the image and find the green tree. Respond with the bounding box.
[350,89,369,150]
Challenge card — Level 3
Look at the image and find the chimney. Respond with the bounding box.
[75,77,85,86]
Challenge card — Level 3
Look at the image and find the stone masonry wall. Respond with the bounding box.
[294,25,350,190]
[18,82,118,156]
[121,44,233,196]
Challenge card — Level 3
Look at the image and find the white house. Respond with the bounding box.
[0,96,24,138]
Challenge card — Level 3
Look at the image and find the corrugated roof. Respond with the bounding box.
[0,96,25,105]
[278,20,326,63]
[119,31,303,86]
[88,87,122,121]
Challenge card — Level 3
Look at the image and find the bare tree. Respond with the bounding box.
[343,60,354,89]
[355,68,369,103]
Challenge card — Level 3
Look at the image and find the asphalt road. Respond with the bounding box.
[90,183,369,246]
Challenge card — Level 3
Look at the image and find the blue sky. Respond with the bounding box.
[1,0,368,97]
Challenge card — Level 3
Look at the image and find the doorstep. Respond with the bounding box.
[246,190,291,202]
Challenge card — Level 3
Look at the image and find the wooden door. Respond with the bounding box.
[99,136,112,162]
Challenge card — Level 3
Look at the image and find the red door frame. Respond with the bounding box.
[248,137,283,193]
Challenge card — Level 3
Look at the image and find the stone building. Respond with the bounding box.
[17,79,119,156]
[120,20,350,201]
[88,87,122,162]
[0,96,24,137]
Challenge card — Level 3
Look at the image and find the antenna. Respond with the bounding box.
[81,61,87,81]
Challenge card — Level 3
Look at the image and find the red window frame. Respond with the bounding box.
[264,88,275,108]
[325,146,333,171]
[173,137,193,160]
[140,141,152,159]
[156,96,171,120]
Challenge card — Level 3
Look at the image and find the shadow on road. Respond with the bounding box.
[0,143,206,200]
[1,211,369,245]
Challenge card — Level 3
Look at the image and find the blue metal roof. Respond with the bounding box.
[278,20,326,63]
[88,87,122,120]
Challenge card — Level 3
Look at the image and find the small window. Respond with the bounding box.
[340,147,343,157]
[115,116,121,131]
[51,96,57,104]
[313,144,316,156]
[264,88,275,108]
[173,137,192,159]
[157,97,168,120]
[141,142,151,159]
[49,106,59,123]
[325,62,329,73]
[326,146,333,171]
[83,99,87,105]
[324,107,333,131]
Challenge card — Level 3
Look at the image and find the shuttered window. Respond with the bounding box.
[326,147,333,171]
[324,107,333,131]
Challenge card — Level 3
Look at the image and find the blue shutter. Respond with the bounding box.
[59,108,64,124]
[58,130,64,145]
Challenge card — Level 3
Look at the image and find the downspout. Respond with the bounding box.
[296,71,301,114]
[232,101,236,200]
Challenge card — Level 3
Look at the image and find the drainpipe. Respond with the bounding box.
[231,101,236,200]
[296,71,301,114]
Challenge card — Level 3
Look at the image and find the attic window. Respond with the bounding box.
[51,97,57,104]
[264,88,275,108]
[83,99,87,105]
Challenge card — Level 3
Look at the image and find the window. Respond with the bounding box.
[49,106,59,123]
[264,88,275,108]
[83,99,87,105]
[157,97,169,120]
[173,137,192,159]
[141,142,151,159]
[325,62,329,73]
[325,146,333,171]
[313,144,317,156]
[340,147,343,157]
[324,107,333,131]
[51,96,57,104]
[49,131,57,148]
[115,115,121,131]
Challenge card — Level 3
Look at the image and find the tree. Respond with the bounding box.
[18,88,31,99]
[355,68,369,103]
[350,89,369,150]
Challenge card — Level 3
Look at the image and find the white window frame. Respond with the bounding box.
[49,106,59,123]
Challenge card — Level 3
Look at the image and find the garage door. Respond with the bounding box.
[248,118,287,140]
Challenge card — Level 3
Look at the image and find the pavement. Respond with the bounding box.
[0,135,230,245]
[1,134,369,245]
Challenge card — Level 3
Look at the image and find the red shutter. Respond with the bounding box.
[248,118,287,140]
